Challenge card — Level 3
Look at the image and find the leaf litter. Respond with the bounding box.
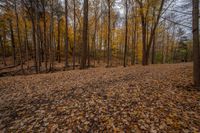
[0,63,199,132]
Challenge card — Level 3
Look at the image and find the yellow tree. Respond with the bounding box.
[136,0,165,65]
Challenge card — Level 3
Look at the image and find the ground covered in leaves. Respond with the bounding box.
[0,63,199,132]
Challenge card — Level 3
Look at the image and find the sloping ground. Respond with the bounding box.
[0,63,199,132]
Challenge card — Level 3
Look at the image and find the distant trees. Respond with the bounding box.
[136,0,165,65]
[0,0,193,74]
[192,0,200,88]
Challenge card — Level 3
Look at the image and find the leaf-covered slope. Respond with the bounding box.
[0,63,199,132]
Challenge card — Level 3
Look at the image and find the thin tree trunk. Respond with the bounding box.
[57,17,61,63]
[92,8,98,67]
[14,1,24,72]
[36,1,41,72]
[0,35,7,66]
[107,0,111,67]
[87,28,90,67]
[151,32,156,64]
[42,1,48,72]
[23,17,29,69]
[49,0,54,71]
[124,0,128,67]
[131,9,137,65]
[30,17,37,72]
[73,0,76,70]
[65,0,69,68]
[9,20,16,65]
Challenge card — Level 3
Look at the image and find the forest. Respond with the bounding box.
[0,0,200,132]
[0,0,195,72]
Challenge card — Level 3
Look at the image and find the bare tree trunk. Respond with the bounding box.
[23,17,29,69]
[87,28,90,67]
[57,17,61,63]
[131,7,137,65]
[92,4,98,67]
[49,0,54,71]
[107,0,111,67]
[73,0,76,70]
[192,0,200,88]
[0,35,7,66]
[80,0,89,69]
[124,0,128,67]
[35,1,40,73]
[30,16,38,73]
[151,32,156,64]
[65,0,69,68]
[141,20,147,65]
[9,20,16,65]
[42,0,48,72]
[14,1,24,72]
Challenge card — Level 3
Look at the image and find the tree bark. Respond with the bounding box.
[49,0,54,71]
[124,0,128,67]
[73,0,76,70]
[80,0,89,69]
[151,32,156,64]
[9,20,16,65]
[107,0,111,67]
[57,17,61,63]
[65,0,69,68]
[42,0,48,72]
[14,1,24,72]
[192,0,200,88]
[0,35,7,66]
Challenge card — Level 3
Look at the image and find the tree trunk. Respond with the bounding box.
[36,1,41,72]
[73,0,76,70]
[107,0,111,67]
[14,1,24,72]
[57,17,61,63]
[42,0,48,72]
[80,0,89,69]
[65,0,69,68]
[9,20,16,65]
[23,17,29,69]
[0,35,7,66]
[151,32,156,64]
[124,0,128,67]
[192,0,200,88]
[49,0,54,71]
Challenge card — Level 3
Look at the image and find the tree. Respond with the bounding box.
[55,0,62,63]
[80,0,89,69]
[124,0,128,67]
[9,19,16,65]
[14,0,24,71]
[106,0,111,67]
[73,0,76,70]
[65,0,69,68]
[0,34,7,66]
[136,0,165,65]
[192,0,200,88]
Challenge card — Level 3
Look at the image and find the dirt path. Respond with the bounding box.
[0,63,199,132]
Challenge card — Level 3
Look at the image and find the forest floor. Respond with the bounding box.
[0,63,200,132]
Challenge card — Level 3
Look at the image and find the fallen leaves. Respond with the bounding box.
[0,63,200,132]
